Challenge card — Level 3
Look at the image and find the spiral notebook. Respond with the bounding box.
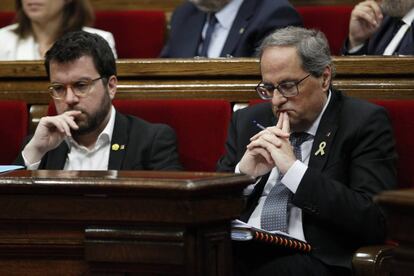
[231,219,311,253]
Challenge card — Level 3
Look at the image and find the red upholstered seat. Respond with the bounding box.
[48,99,231,172]
[94,10,166,58]
[0,100,28,164]
[0,11,15,28]
[296,6,353,55]
[371,100,414,189]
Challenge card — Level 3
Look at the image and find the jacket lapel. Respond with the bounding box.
[108,112,129,170]
[308,90,342,171]
[220,0,257,56]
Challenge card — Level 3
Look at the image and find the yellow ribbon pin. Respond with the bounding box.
[315,141,326,156]
[112,144,120,151]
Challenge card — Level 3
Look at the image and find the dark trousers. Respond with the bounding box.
[232,241,350,276]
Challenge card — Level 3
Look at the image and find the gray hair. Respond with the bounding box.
[257,26,334,78]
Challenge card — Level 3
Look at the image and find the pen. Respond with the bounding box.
[252,120,266,130]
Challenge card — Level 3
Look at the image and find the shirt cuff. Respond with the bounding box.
[22,150,40,170]
[235,162,262,196]
[348,43,364,53]
[282,160,308,193]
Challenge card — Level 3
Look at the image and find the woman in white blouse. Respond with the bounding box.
[0,0,117,60]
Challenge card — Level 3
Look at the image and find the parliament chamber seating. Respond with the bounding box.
[48,99,231,172]
[1,5,354,57]
[0,100,28,164]
[296,5,353,55]
[0,10,166,58]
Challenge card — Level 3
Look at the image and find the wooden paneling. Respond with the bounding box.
[0,170,253,275]
[0,56,413,131]
[0,0,360,12]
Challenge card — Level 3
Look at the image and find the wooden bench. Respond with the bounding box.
[0,57,413,132]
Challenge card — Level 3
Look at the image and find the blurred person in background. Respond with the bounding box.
[161,0,302,58]
[0,0,117,60]
[342,0,414,55]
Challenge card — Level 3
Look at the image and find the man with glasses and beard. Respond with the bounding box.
[217,26,397,275]
[342,0,414,55]
[15,31,182,171]
[160,0,302,58]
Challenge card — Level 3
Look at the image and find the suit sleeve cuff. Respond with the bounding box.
[348,43,364,53]
[282,160,307,193]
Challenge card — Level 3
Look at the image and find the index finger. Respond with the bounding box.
[276,112,284,129]
[282,112,290,133]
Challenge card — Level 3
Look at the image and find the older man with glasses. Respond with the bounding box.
[217,26,397,275]
[15,31,182,171]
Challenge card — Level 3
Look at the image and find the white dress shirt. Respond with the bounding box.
[240,91,332,242]
[24,105,116,170]
[199,0,244,57]
[0,24,117,60]
[383,7,414,55]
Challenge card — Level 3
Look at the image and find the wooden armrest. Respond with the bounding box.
[352,245,395,276]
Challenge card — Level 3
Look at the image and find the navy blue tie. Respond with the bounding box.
[199,13,217,57]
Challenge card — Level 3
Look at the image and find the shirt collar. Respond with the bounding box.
[215,0,244,30]
[66,105,116,151]
[305,89,331,137]
[402,6,414,25]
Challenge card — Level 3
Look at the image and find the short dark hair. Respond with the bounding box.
[44,31,116,79]
[14,0,94,40]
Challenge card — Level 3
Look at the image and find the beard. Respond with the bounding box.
[69,89,112,137]
[189,0,231,12]
[381,0,414,17]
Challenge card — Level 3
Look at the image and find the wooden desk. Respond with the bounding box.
[0,170,253,275]
[375,189,414,276]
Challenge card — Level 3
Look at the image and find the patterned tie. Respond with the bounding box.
[260,132,312,232]
[199,13,217,57]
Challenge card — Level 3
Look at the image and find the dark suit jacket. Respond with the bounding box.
[15,111,183,171]
[341,15,414,55]
[160,0,303,58]
[217,90,397,269]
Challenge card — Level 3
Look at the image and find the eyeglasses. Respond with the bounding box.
[255,74,311,100]
[48,76,104,99]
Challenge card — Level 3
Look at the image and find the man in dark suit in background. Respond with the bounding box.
[217,26,397,275]
[160,0,302,58]
[15,31,182,171]
[342,0,414,55]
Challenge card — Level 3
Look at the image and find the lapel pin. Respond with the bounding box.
[315,141,327,156]
[326,132,331,137]
[239,28,245,34]
[120,145,125,150]
[112,144,120,151]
